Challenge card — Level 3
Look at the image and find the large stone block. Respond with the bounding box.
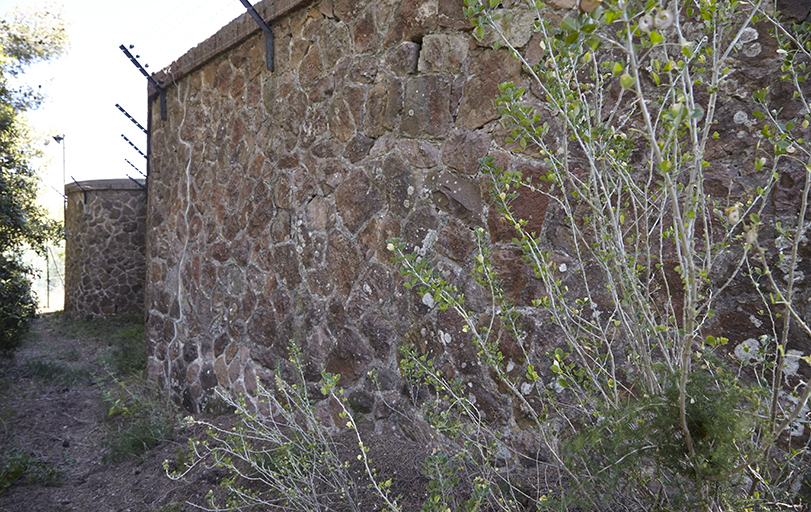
[326,230,363,299]
[418,33,468,73]
[384,0,438,47]
[402,75,452,138]
[442,130,492,175]
[336,170,386,233]
[435,170,483,220]
[457,49,521,130]
[324,327,373,386]
[365,77,402,138]
[383,154,416,218]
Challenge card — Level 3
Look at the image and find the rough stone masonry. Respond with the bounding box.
[65,179,147,320]
[145,0,811,425]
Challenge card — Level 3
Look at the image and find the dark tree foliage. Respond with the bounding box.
[0,5,67,355]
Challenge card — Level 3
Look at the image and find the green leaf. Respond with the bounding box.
[649,31,663,44]
[753,87,769,102]
[475,24,486,40]
[560,17,578,32]
[605,10,620,23]
[619,73,635,89]
[682,44,693,58]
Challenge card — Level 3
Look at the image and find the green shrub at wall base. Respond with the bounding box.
[0,255,37,357]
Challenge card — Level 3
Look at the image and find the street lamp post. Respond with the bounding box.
[52,134,65,312]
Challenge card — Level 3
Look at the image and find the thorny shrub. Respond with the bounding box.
[388,0,811,509]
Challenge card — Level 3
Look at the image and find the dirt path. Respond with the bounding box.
[0,315,207,512]
[0,315,438,512]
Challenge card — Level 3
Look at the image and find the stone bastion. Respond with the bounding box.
[64,179,147,320]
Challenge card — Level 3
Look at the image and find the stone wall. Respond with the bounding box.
[145,0,811,416]
[65,179,147,319]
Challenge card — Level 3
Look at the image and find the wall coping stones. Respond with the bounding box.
[65,179,146,194]
[147,0,312,100]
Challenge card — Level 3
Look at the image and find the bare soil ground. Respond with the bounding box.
[0,315,213,512]
[0,315,434,512]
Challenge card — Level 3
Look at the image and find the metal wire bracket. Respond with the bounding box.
[120,45,167,120]
[121,134,147,160]
[239,0,275,71]
[116,104,148,134]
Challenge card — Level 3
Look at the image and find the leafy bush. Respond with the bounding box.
[167,342,402,512]
[0,449,64,492]
[385,0,811,508]
[100,377,175,462]
[0,255,36,356]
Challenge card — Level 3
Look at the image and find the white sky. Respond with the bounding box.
[0,0,248,218]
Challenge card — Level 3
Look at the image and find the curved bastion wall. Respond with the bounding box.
[64,179,147,320]
[144,0,811,420]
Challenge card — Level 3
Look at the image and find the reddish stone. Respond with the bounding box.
[324,328,373,387]
[277,153,300,169]
[354,9,377,53]
[344,84,366,127]
[344,134,375,163]
[382,154,415,218]
[360,312,395,359]
[358,213,402,263]
[214,60,233,97]
[301,231,327,269]
[299,44,323,86]
[308,75,335,102]
[335,170,386,233]
[231,72,245,101]
[458,49,522,130]
[318,21,351,69]
[272,244,302,289]
[200,364,218,390]
[442,130,492,175]
[398,139,440,168]
[365,78,402,138]
[328,97,355,142]
[333,0,366,21]
[295,173,318,204]
[327,230,363,299]
[247,200,273,238]
[438,0,472,29]
[436,217,475,262]
[402,75,452,138]
[487,162,550,243]
[386,41,420,75]
[384,0,438,47]
[308,268,336,296]
[490,249,544,306]
[435,170,483,219]
[211,241,230,262]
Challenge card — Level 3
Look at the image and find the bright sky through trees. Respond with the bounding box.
[0,0,247,216]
